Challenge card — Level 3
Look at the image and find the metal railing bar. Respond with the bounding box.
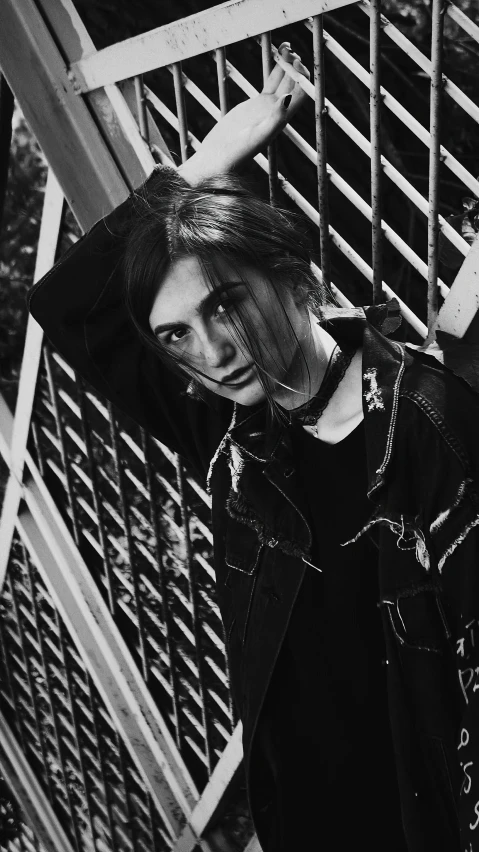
[261,32,279,204]
[172,63,189,165]
[358,0,479,126]
[172,615,196,647]
[0,619,28,754]
[275,166,430,336]
[323,98,468,254]
[212,720,231,743]
[161,68,429,321]
[57,388,81,420]
[76,377,117,615]
[0,169,63,592]
[7,573,56,805]
[183,735,209,768]
[198,589,221,620]
[175,460,214,776]
[102,82,155,178]
[30,421,46,479]
[23,548,83,852]
[215,47,229,117]
[148,75,467,282]
[175,648,199,679]
[204,658,229,691]
[221,53,470,261]
[304,21,479,199]
[69,0,358,93]
[50,351,76,381]
[369,0,383,304]
[201,623,226,653]
[43,348,82,548]
[108,403,150,682]
[193,553,215,578]
[207,689,233,721]
[183,708,206,738]
[150,666,174,698]
[0,705,76,852]
[16,453,201,831]
[134,76,149,143]
[85,674,122,852]
[180,684,202,715]
[313,15,332,288]
[427,0,445,330]
[447,3,479,44]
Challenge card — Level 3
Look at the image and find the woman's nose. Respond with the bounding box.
[200,326,236,368]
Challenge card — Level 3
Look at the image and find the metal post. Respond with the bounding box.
[427,0,445,330]
[313,15,331,290]
[215,48,229,117]
[370,0,383,304]
[172,63,189,164]
[261,33,278,205]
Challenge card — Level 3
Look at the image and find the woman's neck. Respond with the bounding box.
[272,312,337,411]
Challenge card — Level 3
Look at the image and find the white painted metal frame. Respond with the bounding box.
[69,0,358,92]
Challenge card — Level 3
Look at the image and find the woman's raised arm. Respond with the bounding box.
[178,43,309,185]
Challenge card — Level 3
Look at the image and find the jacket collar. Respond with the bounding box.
[228,300,412,500]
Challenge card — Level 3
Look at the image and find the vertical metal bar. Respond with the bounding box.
[370,0,383,304]
[172,63,189,164]
[107,402,149,683]
[175,458,212,775]
[141,430,184,753]
[30,420,45,479]
[23,544,82,852]
[76,377,116,617]
[427,0,445,330]
[215,48,229,117]
[313,15,332,291]
[261,33,278,205]
[0,612,27,753]
[85,673,121,852]
[116,738,141,852]
[134,75,149,144]
[54,614,97,846]
[42,346,81,549]
[7,572,56,805]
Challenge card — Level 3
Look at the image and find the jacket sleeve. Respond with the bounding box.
[27,166,213,473]
[396,376,479,850]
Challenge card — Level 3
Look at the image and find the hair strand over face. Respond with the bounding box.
[121,170,330,421]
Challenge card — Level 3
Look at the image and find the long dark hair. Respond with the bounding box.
[122,168,329,419]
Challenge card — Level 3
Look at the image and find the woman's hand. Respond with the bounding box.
[179,43,310,186]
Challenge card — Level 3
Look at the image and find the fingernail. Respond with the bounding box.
[283,93,292,109]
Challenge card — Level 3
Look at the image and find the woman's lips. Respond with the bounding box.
[222,364,255,386]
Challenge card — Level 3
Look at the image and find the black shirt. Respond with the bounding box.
[256,421,407,850]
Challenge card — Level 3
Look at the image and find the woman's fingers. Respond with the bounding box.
[261,44,290,95]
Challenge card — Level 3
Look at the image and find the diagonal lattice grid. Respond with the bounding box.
[0,532,179,852]
[27,341,236,789]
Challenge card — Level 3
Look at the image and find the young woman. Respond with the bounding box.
[28,45,479,852]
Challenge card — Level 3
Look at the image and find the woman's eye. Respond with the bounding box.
[215,299,235,318]
[163,327,188,345]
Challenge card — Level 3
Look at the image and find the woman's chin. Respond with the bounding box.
[212,377,267,406]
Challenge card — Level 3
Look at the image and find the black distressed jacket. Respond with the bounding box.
[27,180,479,851]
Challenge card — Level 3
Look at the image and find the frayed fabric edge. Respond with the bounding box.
[437,514,479,574]
[226,490,309,560]
[429,478,472,534]
[206,405,237,494]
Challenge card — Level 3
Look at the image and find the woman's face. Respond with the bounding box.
[148,255,310,405]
